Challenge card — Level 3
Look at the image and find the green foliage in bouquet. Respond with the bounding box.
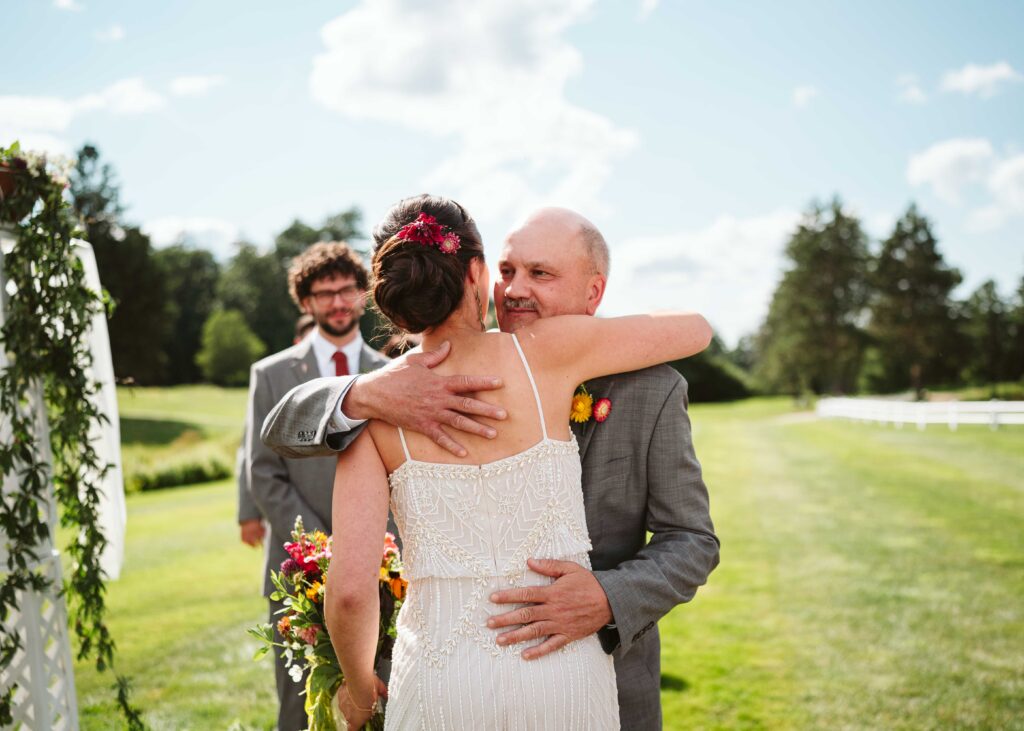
[249,517,406,731]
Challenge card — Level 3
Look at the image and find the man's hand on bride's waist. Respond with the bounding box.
[486,558,613,660]
[342,340,507,457]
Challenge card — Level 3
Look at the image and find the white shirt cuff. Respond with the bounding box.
[329,375,368,433]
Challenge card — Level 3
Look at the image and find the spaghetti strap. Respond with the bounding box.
[510,333,548,440]
[397,427,412,462]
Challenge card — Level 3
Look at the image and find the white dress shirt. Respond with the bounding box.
[309,328,368,431]
[309,327,364,379]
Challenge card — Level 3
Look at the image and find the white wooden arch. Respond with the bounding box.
[0,226,125,729]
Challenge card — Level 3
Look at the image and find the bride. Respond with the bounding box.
[324,194,711,730]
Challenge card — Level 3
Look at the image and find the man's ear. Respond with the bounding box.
[585,274,607,316]
[468,256,487,285]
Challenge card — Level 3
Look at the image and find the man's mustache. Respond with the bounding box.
[503,298,538,311]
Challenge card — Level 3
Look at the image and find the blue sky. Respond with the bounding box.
[3,0,1023,344]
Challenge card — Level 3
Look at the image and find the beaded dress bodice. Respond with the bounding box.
[382,334,619,730]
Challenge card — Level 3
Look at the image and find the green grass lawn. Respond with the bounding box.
[73,391,1024,729]
[117,386,248,493]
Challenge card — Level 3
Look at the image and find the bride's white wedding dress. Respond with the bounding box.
[383,334,619,730]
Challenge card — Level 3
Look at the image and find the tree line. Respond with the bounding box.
[72,145,1021,399]
[71,144,380,386]
[746,198,1024,398]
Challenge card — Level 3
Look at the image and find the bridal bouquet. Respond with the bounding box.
[250,517,407,731]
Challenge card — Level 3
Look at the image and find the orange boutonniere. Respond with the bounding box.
[570,384,611,425]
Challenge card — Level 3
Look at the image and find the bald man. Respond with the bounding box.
[262,208,719,730]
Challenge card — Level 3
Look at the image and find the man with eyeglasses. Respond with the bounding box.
[244,241,392,730]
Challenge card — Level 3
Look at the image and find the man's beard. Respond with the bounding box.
[317,311,360,338]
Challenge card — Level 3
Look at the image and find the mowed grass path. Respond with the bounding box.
[73,391,1024,729]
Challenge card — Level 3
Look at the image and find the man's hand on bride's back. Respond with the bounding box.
[342,341,507,458]
[486,558,614,660]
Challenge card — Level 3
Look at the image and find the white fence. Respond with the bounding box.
[816,397,1024,430]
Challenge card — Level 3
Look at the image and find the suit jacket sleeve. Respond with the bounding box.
[247,364,332,540]
[593,377,720,656]
[259,375,367,458]
[236,441,262,523]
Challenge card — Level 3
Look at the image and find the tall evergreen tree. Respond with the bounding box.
[962,280,1011,394]
[868,205,962,397]
[70,144,168,384]
[153,245,220,383]
[1011,275,1024,382]
[754,198,871,394]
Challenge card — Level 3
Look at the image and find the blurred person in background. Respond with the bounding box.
[245,242,390,730]
[238,314,317,548]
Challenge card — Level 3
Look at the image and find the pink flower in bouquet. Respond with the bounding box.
[285,541,305,563]
[295,624,321,645]
[384,532,399,558]
[280,558,301,576]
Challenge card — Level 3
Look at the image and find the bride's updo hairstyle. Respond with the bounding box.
[372,194,484,334]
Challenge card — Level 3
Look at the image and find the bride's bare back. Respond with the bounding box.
[369,331,571,472]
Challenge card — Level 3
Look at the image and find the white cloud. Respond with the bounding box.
[95,24,125,42]
[906,137,994,204]
[309,0,637,228]
[968,154,1024,231]
[896,74,927,104]
[77,78,165,115]
[792,85,818,108]
[143,217,240,259]
[638,0,659,20]
[0,79,165,153]
[54,0,84,11]
[170,75,227,96]
[0,96,77,132]
[908,137,1024,231]
[0,130,71,156]
[940,61,1022,98]
[600,210,801,344]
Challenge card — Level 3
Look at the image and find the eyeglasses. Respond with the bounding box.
[310,285,364,305]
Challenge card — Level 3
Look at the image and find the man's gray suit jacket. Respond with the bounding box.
[246,337,389,596]
[260,364,719,731]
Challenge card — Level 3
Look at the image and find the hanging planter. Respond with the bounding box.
[0,163,18,198]
[0,159,37,223]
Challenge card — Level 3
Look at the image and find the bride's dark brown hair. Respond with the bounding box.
[371,194,484,334]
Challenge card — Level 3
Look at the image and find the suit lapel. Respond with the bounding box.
[290,340,319,384]
[358,343,386,373]
[573,376,616,462]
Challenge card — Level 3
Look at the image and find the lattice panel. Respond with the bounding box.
[1,566,79,730]
[0,235,80,728]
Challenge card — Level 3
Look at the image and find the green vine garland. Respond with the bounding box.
[0,142,142,728]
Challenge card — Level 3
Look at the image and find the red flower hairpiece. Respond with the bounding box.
[396,213,461,254]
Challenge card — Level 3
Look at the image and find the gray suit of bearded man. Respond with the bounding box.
[262,360,718,730]
[246,338,389,729]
